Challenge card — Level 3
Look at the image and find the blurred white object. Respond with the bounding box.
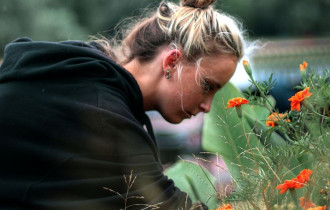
[230,57,251,90]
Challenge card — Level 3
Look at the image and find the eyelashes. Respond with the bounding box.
[201,80,214,94]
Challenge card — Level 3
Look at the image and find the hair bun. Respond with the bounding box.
[159,2,172,17]
[180,0,216,9]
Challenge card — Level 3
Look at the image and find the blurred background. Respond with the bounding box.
[1,0,330,165]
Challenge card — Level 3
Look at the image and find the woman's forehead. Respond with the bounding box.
[198,55,237,82]
[199,54,237,72]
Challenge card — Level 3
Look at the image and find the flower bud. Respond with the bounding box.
[243,60,252,77]
[299,61,308,80]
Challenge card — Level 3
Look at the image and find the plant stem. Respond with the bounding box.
[310,108,329,119]
[289,189,299,208]
[282,133,295,144]
[249,77,274,111]
[320,107,326,126]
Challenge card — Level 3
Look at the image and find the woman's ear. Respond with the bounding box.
[162,49,182,75]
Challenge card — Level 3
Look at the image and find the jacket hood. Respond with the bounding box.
[0,37,148,127]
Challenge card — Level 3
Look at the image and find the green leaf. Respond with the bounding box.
[165,160,218,209]
[202,83,268,186]
[248,95,276,121]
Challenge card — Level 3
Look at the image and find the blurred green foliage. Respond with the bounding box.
[1,0,330,57]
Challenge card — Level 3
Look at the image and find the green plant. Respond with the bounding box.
[166,61,329,210]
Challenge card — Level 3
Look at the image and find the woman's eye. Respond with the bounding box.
[202,80,213,93]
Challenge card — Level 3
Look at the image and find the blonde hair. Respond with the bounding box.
[93,0,245,65]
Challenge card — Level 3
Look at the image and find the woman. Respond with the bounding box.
[0,0,244,209]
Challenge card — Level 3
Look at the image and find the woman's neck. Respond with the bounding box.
[123,58,163,111]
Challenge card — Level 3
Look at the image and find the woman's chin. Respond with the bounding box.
[160,110,193,124]
[168,118,183,124]
[163,115,184,124]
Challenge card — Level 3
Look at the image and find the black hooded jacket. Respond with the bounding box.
[0,38,205,210]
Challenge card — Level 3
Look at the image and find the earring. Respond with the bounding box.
[165,69,171,79]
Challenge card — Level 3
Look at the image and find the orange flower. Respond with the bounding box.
[307,206,326,210]
[276,178,304,194]
[300,197,315,209]
[276,169,313,194]
[288,87,312,111]
[297,169,313,183]
[215,203,233,210]
[226,97,249,108]
[300,61,308,71]
[266,112,290,127]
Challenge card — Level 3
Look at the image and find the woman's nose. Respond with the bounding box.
[199,95,213,113]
